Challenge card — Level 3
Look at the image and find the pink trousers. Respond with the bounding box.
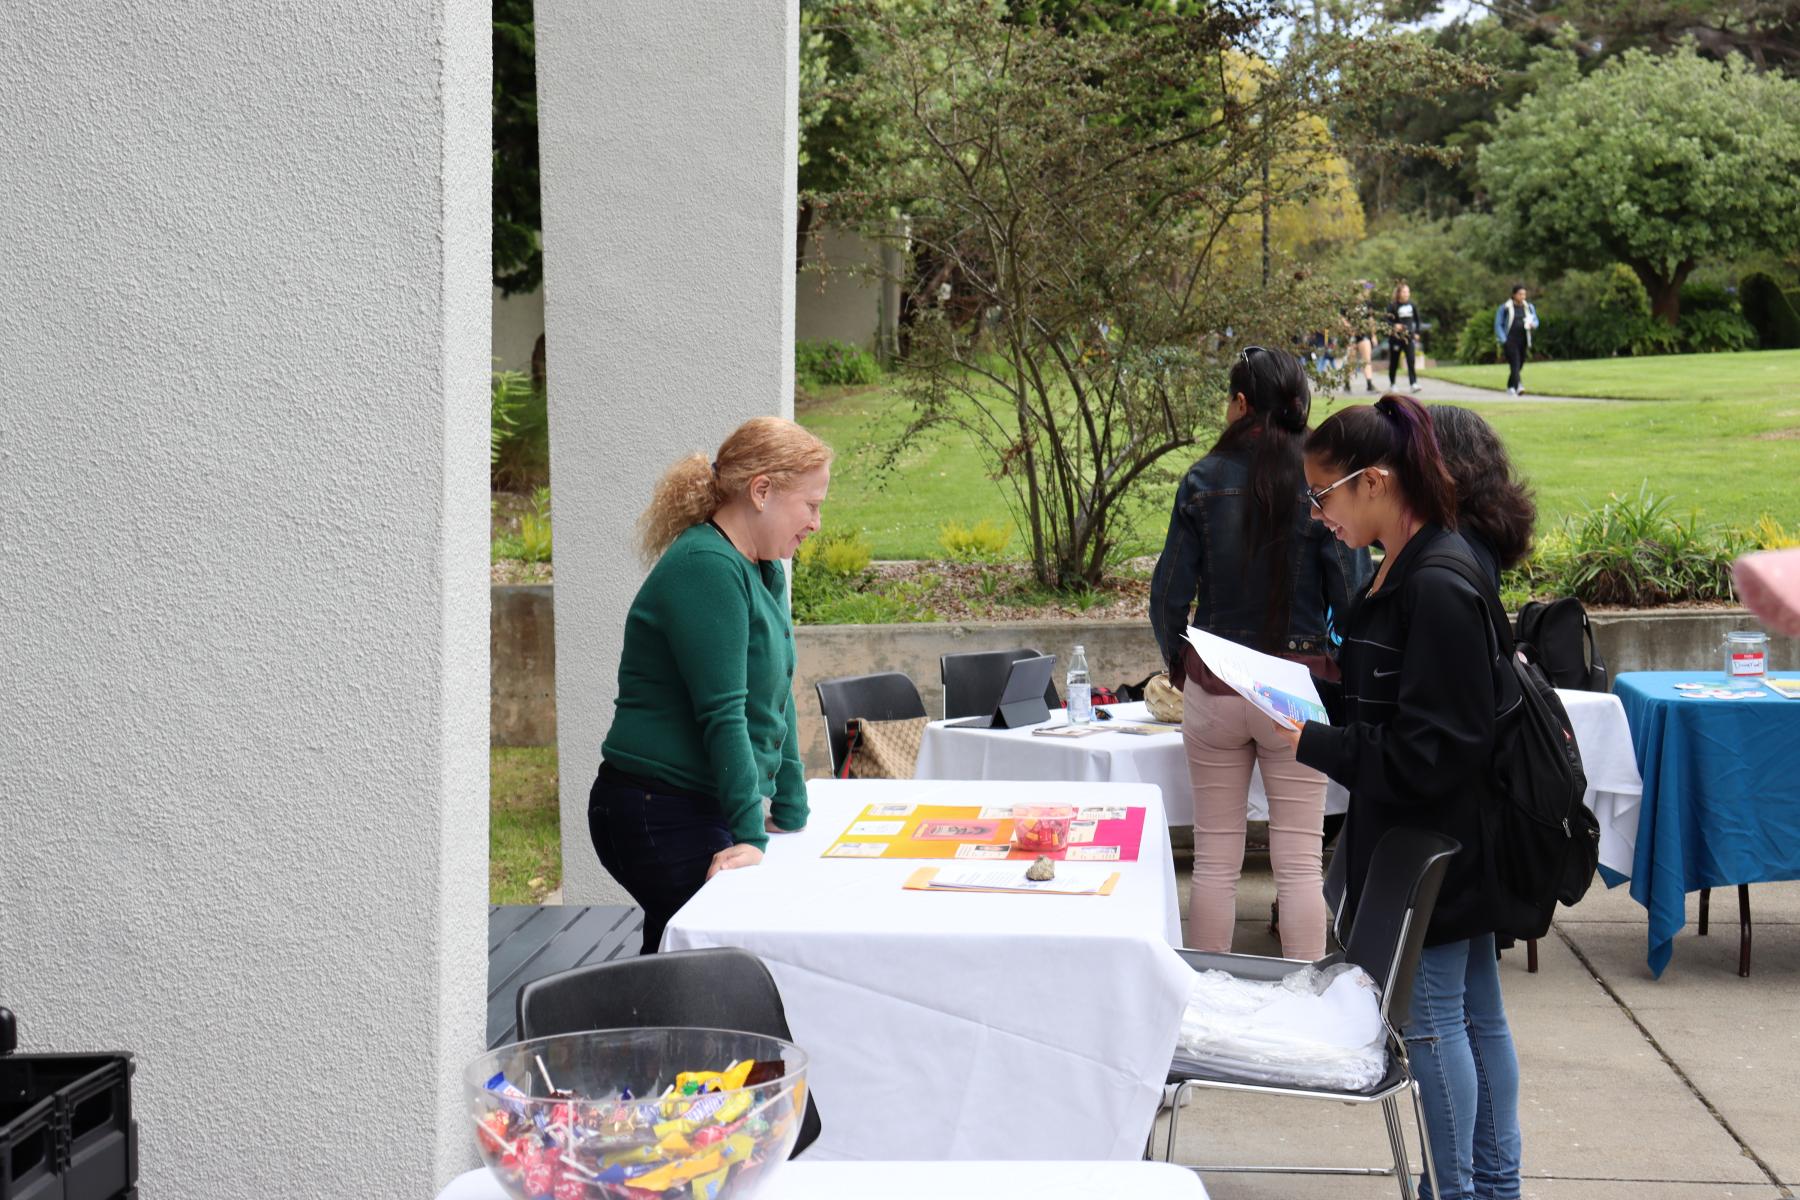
[1182,678,1328,960]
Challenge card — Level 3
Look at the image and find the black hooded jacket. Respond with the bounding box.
[1297,524,1498,946]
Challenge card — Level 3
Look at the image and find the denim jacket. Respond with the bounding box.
[1150,448,1373,669]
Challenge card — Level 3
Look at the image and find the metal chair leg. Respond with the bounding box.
[1699,886,1710,935]
[1163,1082,1184,1164]
[1380,1094,1418,1200]
[1738,884,1752,978]
[1527,938,1539,973]
[1408,1078,1443,1200]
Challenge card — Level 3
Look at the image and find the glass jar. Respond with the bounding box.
[1722,630,1769,688]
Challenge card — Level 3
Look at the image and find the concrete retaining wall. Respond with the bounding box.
[492,587,1796,775]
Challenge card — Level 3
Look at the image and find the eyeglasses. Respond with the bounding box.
[1305,465,1386,511]
[1238,345,1269,365]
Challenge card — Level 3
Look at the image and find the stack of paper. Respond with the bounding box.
[903,865,1121,896]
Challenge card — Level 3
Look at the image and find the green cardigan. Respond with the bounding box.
[601,522,808,848]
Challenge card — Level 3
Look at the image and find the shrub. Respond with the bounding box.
[1678,308,1759,354]
[1739,272,1800,349]
[1532,265,1659,360]
[938,517,1013,563]
[1453,310,1501,365]
[1745,514,1800,550]
[791,529,879,623]
[493,372,551,491]
[491,369,533,466]
[1558,486,1738,606]
[517,487,554,562]
[795,339,883,388]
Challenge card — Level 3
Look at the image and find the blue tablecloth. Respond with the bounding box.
[1615,672,1800,976]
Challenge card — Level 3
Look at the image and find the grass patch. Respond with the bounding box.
[799,364,1800,563]
[797,384,1175,562]
[1428,348,1800,403]
[492,746,561,905]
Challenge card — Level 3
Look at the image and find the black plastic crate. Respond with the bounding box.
[0,1008,137,1200]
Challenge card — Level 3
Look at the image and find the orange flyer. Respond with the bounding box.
[822,802,1146,862]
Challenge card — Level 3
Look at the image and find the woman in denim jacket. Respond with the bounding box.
[1150,348,1372,959]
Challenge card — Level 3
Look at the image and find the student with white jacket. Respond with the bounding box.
[1494,285,1539,395]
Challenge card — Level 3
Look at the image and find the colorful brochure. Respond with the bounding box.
[1184,626,1329,731]
[824,802,1147,861]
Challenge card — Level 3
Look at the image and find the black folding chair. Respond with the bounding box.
[814,671,926,776]
[516,947,823,1158]
[1158,828,1459,1200]
[938,647,1061,720]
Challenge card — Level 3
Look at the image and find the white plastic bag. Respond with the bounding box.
[1171,962,1388,1091]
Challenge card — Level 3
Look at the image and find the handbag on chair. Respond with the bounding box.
[838,715,928,779]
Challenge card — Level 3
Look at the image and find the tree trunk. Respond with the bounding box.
[1635,259,1694,327]
[795,200,817,276]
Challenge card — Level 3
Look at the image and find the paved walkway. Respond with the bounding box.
[1318,372,1623,405]
[1159,856,1799,1198]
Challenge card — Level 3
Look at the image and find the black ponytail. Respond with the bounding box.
[1213,348,1312,650]
[1304,393,1458,530]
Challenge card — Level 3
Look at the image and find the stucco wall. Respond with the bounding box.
[536,2,799,903]
[795,225,884,349]
[0,1,489,1194]
[493,284,546,374]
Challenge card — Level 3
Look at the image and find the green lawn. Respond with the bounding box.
[1428,348,1800,403]
[799,351,1800,560]
[492,746,561,904]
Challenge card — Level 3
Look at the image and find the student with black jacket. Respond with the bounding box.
[1277,394,1521,1200]
[1386,283,1422,393]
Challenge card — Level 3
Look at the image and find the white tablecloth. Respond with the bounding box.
[1555,688,1643,876]
[437,1159,1208,1199]
[663,779,1191,1162]
[916,701,1349,826]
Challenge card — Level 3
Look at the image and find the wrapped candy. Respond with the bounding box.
[480,1059,791,1200]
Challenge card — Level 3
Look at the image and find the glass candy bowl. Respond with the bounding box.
[465,1027,808,1199]
[1011,803,1077,853]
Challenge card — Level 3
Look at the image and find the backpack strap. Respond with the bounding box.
[1412,545,1515,658]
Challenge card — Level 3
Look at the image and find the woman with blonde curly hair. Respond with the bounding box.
[594,416,832,953]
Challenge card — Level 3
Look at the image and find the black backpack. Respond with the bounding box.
[1417,549,1602,940]
[1516,597,1608,692]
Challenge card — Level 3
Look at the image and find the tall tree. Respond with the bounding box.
[1478,44,1800,324]
[825,0,1475,586]
[493,0,541,297]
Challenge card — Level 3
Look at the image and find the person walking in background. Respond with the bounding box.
[591,417,830,953]
[1344,281,1378,393]
[1150,347,1371,961]
[1285,394,1522,1200]
[1386,283,1421,393]
[1494,285,1538,396]
[1429,404,1537,586]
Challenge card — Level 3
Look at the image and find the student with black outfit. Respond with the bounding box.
[1277,394,1522,1200]
[1493,285,1539,396]
[1386,283,1421,393]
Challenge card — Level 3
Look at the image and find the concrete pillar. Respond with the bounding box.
[0,1,489,1194]
[536,2,800,903]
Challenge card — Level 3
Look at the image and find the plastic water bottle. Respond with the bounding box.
[1067,644,1093,725]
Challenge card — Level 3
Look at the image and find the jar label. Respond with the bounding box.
[1731,652,1766,675]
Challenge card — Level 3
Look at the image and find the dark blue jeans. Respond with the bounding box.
[588,765,735,955]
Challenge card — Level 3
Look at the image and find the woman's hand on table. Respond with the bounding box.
[706,842,765,880]
[766,816,804,835]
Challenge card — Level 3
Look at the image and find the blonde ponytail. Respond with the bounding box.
[637,416,833,563]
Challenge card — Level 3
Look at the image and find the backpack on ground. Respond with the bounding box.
[1416,549,1602,941]
[1515,597,1608,692]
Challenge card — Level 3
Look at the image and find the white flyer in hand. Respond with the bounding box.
[1184,627,1330,731]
